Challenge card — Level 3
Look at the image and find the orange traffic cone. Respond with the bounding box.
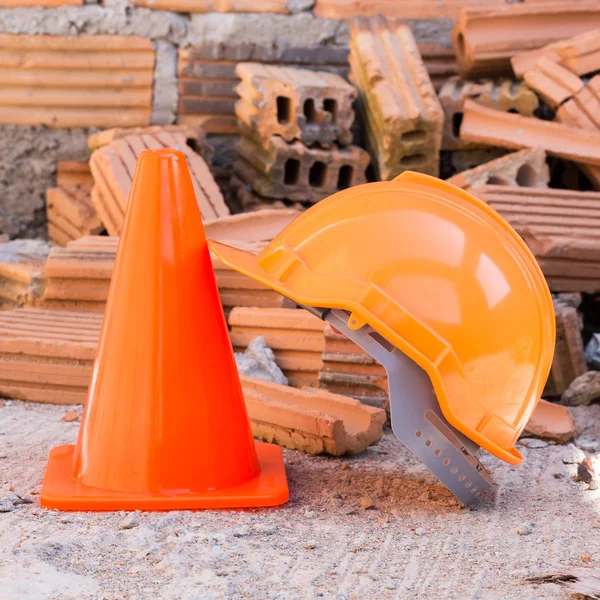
[40,149,289,510]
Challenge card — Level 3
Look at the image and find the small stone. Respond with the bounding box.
[13,493,32,505]
[233,526,252,538]
[562,444,586,464]
[119,512,140,530]
[305,510,316,519]
[0,498,14,512]
[0,454,7,459]
[517,522,534,536]
[252,523,277,535]
[359,497,374,510]
[576,437,600,454]
[562,371,600,406]
[415,527,427,536]
[519,438,549,449]
[384,580,397,590]
[553,473,565,479]
[61,410,79,423]
[305,540,317,549]
[0,400,5,408]
[590,479,599,491]
[582,554,592,564]
[576,457,596,484]
[340,462,349,471]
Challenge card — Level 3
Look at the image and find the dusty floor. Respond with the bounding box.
[1,400,599,600]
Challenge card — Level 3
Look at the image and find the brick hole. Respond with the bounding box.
[487,176,511,185]
[456,33,466,57]
[452,113,463,138]
[323,98,337,124]
[303,98,317,124]
[400,154,426,166]
[337,165,353,190]
[516,163,538,186]
[284,159,301,185]
[402,130,428,143]
[309,162,327,187]
[277,96,292,124]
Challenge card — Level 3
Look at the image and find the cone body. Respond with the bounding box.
[40,149,288,510]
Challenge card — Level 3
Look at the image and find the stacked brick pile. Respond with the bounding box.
[233,62,370,209]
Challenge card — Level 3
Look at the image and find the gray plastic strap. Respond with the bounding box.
[321,308,492,506]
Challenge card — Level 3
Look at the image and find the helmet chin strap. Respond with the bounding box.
[302,305,492,507]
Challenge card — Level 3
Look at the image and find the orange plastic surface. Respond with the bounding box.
[209,172,555,465]
[41,149,288,510]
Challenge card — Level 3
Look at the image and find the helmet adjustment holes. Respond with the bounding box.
[434,449,441,456]
[416,431,422,438]
[443,458,450,465]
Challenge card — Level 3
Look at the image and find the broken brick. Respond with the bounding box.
[439,77,538,150]
[447,148,549,191]
[235,62,357,147]
[523,399,575,444]
[240,374,386,456]
[349,15,443,180]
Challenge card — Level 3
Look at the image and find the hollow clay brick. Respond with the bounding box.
[349,15,443,180]
[313,0,504,20]
[460,100,600,167]
[230,307,326,388]
[240,375,386,456]
[523,399,575,444]
[319,323,388,409]
[235,129,370,204]
[90,132,228,236]
[447,148,549,191]
[512,28,600,79]
[474,184,600,292]
[522,57,585,110]
[0,35,154,128]
[439,77,538,150]
[453,3,600,78]
[129,0,290,12]
[0,251,47,310]
[0,308,101,404]
[235,62,356,147]
[543,305,587,397]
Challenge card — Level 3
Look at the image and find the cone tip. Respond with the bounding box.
[138,148,186,166]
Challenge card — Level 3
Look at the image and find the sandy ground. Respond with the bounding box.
[1,400,600,600]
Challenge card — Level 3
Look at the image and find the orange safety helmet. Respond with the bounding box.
[209,172,555,504]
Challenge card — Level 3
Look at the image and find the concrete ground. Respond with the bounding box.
[1,400,599,600]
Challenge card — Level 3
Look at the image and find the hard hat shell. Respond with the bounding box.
[209,172,555,465]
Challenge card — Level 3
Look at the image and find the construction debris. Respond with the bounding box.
[576,456,596,485]
[446,148,549,190]
[522,399,575,444]
[235,337,289,386]
[89,131,228,235]
[0,240,51,310]
[235,63,356,147]
[460,100,600,166]
[439,77,538,150]
[562,371,600,406]
[452,3,600,78]
[235,127,369,203]
[529,567,600,598]
[230,307,325,388]
[240,374,386,456]
[512,28,600,79]
[348,15,443,179]
[0,35,155,128]
[474,185,600,292]
[46,161,103,246]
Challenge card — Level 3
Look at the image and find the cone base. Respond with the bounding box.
[40,443,289,511]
